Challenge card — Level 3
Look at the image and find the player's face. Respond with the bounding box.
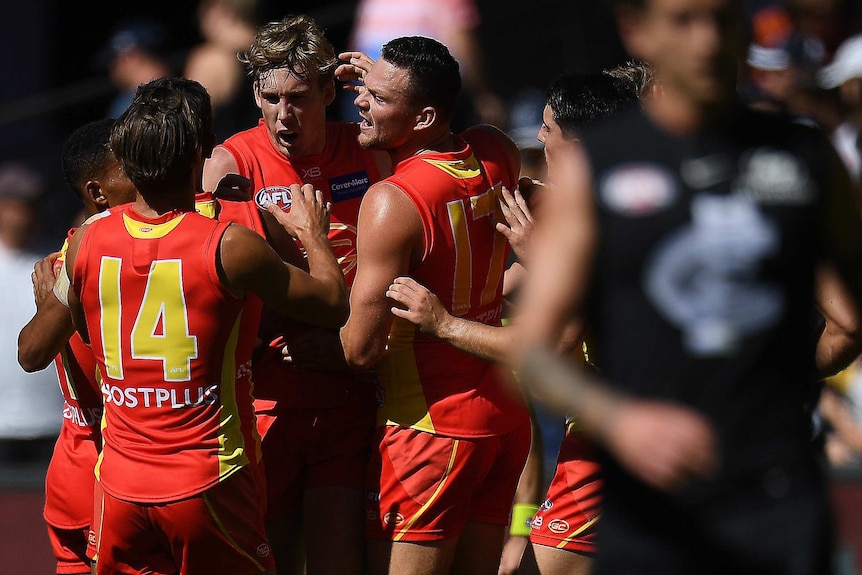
[98,152,137,208]
[537,105,578,184]
[623,0,740,106]
[255,67,335,158]
[354,59,419,151]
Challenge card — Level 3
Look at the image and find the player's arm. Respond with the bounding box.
[515,147,717,492]
[386,276,515,363]
[220,183,347,328]
[60,224,92,344]
[340,182,424,370]
[814,263,862,379]
[202,146,241,194]
[18,252,76,372]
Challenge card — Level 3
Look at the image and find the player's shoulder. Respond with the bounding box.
[461,124,516,153]
[460,124,520,171]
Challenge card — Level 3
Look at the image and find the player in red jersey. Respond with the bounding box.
[383,70,643,575]
[55,76,347,575]
[336,37,530,575]
[18,118,137,575]
[200,15,390,575]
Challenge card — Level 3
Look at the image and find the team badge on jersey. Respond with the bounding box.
[600,163,677,216]
[254,186,294,212]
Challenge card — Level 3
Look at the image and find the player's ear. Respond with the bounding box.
[415,106,437,131]
[87,181,109,209]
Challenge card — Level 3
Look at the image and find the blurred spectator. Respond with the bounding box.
[95,18,177,118]
[0,162,63,465]
[742,4,827,115]
[339,0,506,129]
[818,32,862,184]
[184,0,262,142]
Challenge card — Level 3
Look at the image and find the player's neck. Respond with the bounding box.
[132,188,195,218]
[390,131,458,166]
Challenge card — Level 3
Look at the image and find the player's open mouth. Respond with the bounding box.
[359,116,373,129]
[278,132,299,145]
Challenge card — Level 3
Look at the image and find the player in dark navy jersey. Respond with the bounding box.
[516,1,862,573]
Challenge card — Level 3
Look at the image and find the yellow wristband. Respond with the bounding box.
[510,503,540,537]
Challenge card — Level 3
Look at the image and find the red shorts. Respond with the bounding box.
[529,430,602,555]
[46,524,92,574]
[366,423,531,542]
[256,402,376,521]
[44,433,100,574]
[93,466,273,575]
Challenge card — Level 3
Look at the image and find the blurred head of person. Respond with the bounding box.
[610,0,743,110]
[0,162,44,251]
[242,14,338,158]
[818,33,862,113]
[97,18,175,92]
[355,36,461,154]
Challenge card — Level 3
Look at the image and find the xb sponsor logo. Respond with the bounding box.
[254,186,293,212]
[530,516,543,529]
[303,166,322,179]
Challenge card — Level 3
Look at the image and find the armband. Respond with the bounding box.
[509,503,539,537]
[52,259,71,308]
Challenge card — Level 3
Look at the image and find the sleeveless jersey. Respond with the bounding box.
[72,205,260,503]
[581,105,829,481]
[218,120,383,408]
[376,128,529,437]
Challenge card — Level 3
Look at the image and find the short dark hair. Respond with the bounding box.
[61,118,115,201]
[380,36,461,121]
[546,72,639,139]
[111,77,213,187]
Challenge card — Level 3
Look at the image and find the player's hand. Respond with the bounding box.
[213,173,253,201]
[280,328,349,372]
[265,183,331,241]
[336,51,375,93]
[496,179,537,262]
[386,276,451,338]
[32,251,61,306]
[497,535,528,575]
[602,399,718,492]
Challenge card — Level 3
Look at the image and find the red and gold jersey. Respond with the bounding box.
[376,128,529,437]
[53,230,105,444]
[221,120,382,286]
[72,205,260,503]
[218,120,383,409]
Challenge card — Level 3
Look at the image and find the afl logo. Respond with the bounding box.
[383,512,404,526]
[548,519,570,534]
[255,186,293,212]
